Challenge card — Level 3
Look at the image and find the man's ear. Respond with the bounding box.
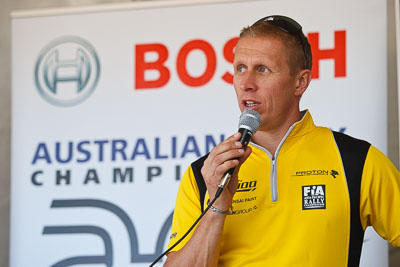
[295,69,312,97]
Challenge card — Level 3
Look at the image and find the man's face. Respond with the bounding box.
[233,35,301,132]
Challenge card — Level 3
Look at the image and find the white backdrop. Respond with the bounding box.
[396,0,400,167]
[11,0,389,266]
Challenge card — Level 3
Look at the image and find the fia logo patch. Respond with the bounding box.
[302,185,326,210]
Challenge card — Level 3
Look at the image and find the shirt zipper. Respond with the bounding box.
[250,111,307,202]
[251,122,297,202]
[271,156,277,202]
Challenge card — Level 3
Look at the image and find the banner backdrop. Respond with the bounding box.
[396,0,400,166]
[11,0,388,266]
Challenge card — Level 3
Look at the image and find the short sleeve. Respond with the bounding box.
[360,145,400,246]
[167,165,203,252]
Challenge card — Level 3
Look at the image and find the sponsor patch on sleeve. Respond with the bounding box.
[170,232,177,239]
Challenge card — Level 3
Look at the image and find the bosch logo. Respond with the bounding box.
[34,36,100,107]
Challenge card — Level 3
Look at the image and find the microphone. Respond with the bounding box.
[148,109,261,267]
[215,109,261,198]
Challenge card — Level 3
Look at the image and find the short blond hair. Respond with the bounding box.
[240,21,312,75]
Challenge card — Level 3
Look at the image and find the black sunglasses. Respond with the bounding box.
[252,15,312,70]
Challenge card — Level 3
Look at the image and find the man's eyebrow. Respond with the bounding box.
[233,62,247,70]
[233,56,246,64]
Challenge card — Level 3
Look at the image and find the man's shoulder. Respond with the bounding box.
[191,153,209,172]
[330,131,371,152]
[311,125,371,149]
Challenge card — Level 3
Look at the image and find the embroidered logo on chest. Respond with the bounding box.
[302,184,326,210]
[237,179,257,192]
[293,170,339,178]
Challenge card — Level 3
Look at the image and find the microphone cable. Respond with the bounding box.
[149,188,223,266]
[149,109,261,266]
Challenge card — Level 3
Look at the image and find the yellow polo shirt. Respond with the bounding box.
[168,111,400,266]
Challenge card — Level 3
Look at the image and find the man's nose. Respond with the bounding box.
[240,71,257,92]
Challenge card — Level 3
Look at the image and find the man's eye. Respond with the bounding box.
[237,66,246,73]
[259,66,268,73]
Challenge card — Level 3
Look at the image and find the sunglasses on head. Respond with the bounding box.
[252,15,311,70]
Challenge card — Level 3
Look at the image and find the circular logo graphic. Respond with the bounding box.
[34,36,100,107]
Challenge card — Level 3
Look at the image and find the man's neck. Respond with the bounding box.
[251,110,303,156]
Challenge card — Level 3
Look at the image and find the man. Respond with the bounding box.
[164,15,400,266]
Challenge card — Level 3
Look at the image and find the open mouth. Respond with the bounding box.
[244,100,259,108]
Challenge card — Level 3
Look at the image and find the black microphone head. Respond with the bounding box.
[238,109,261,134]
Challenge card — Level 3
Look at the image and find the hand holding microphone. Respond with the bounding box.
[150,109,261,266]
[201,109,261,209]
[215,109,261,197]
